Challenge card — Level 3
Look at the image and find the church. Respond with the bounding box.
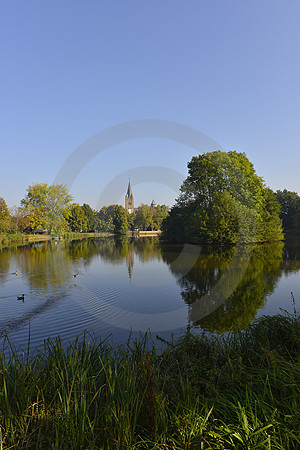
[125,179,134,214]
[125,180,156,213]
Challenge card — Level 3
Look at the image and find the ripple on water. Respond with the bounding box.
[70,275,125,321]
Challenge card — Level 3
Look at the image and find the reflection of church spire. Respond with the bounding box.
[126,248,134,281]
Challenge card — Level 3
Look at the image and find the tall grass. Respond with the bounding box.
[0,313,299,448]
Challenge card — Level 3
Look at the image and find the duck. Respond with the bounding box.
[17,294,25,301]
[12,271,17,275]
[72,273,79,278]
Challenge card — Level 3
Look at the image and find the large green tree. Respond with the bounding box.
[82,203,95,232]
[0,197,11,233]
[113,205,129,235]
[162,151,283,244]
[134,204,154,230]
[152,204,169,230]
[96,205,118,232]
[21,183,73,233]
[96,205,133,233]
[65,203,88,232]
[134,203,169,231]
[276,189,300,234]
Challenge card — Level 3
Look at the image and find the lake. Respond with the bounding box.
[0,236,299,351]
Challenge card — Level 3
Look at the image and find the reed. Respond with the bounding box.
[0,313,299,448]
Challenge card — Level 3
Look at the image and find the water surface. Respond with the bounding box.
[0,236,299,351]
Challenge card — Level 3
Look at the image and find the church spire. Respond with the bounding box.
[127,178,133,198]
[125,178,134,213]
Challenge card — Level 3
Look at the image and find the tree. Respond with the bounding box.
[134,204,154,230]
[10,206,29,233]
[162,151,283,244]
[190,190,239,245]
[257,187,283,241]
[294,209,300,232]
[65,203,88,232]
[0,197,11,233]
[113,205,128,235]
[96,205,118,232]
[276,189,300,234]
[82,203,95,232]
[21,183,73,234]
[152,204,169,230]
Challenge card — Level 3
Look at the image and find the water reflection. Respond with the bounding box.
[0,237,299,344]
[19,242,74,294]
[66,236,162,274]
[0,237,164,336]
[281,236,300,274]
[161,241,300,333]
[0,248,12,284]
[0,237,162,285]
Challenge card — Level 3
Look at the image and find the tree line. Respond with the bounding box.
[0,183,169,236]
[1,151,299,241]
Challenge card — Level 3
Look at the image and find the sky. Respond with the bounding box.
[1,0,300,210]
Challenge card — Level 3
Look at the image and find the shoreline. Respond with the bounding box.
[0,232,114,249]
[0,231,162,249]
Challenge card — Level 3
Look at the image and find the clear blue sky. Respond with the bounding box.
[1,0,300,210]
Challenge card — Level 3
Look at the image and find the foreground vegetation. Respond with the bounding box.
[0,313,299,448]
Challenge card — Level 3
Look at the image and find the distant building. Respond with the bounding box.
[125,179,134,214]
[151,199,156,208]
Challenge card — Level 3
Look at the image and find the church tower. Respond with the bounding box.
[151,199,156,208]
[125,179,134,214]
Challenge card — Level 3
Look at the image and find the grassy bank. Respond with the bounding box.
[0,233,52,248]
[0,232,113,249]
[0,314,299,449]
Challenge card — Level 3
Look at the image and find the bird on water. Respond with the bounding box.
[12,271,17,275]
[17,294,25,301]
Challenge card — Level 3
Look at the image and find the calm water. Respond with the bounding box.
[0,236,299,351]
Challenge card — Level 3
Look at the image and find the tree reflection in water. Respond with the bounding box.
[0,242,73,294]
[67,237,297,333]
[1,237,299,336]
[161,241,300,333]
